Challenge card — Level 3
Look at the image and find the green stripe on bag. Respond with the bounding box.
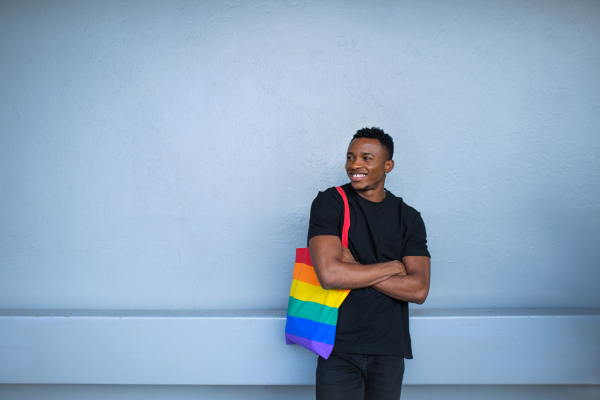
[287,296,338,326]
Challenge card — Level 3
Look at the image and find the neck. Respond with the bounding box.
[354,185,386,202]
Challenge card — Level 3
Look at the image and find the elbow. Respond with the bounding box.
[313,259,349,290]
[320,281,335,290]
[413,295,427,305]
[317,274,332,290]
[413,286,429,305]
[316,268,344,290]
[318,274,341,290]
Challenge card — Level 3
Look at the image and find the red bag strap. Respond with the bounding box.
[335,186,350,248]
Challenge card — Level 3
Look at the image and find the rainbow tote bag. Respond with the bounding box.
[284,186,351,359]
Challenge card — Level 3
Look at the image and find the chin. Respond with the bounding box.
[350,181,370,191]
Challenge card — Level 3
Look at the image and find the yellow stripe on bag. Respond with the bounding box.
[289,279,349,309]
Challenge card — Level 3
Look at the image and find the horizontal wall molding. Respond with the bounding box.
[1,309,599,385]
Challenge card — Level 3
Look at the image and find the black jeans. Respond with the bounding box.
[316,352,405,400]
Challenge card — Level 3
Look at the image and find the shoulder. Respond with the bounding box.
[395,198,430,256]
[400,200,421,219]
[311,186,345,209]
[401,200,427,238]
[387,191,425,226]
[308,185,347,240]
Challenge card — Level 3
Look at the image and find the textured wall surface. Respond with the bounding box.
[1,0,599,311]
[1,0,599,398]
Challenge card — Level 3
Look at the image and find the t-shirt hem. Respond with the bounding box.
[402,250,431,258]
[307,230,340,242]
[332,347,413,359]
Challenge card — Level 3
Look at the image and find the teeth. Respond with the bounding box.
[353,174,366,178]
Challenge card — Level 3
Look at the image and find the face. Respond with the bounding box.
[346,138,394,193]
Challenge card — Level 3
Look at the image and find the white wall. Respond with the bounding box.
[1,0,599,398]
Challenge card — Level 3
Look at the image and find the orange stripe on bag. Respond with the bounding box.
[293,262,350,293]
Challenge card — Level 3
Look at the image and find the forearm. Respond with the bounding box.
[309,235,403,290]
[315,259,402,290]
[372,273,429,304]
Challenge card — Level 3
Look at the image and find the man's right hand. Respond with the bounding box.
[341,247,406,276]
[394,260,408,276]
[341,248,406,276]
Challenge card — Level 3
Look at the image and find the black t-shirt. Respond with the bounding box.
[307,183,430,358]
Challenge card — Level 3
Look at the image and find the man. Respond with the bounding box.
[308,127,431,400]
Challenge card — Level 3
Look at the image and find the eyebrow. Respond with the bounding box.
[347,151,375,157]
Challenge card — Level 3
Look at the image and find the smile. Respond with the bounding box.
[350,173,367,181]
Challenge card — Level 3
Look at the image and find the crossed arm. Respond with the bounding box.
[309,235,430,304]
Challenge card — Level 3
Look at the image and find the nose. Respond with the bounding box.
[349,157,363,170]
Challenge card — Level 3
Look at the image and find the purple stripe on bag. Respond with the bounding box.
[285,332,334,359]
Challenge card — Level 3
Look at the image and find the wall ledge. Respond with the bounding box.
[1,308,599,385]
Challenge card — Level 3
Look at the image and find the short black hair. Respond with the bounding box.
[352,127,394,160]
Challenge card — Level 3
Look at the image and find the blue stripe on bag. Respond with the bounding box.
[285,314,337,345]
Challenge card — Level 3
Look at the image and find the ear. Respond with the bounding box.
[385,159,394,174]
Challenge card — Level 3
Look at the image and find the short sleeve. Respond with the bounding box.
[307,189,343,244]
[402,212,431,258]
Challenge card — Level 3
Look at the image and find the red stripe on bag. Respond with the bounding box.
[335,186,350,248]
[296,247,312,266]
